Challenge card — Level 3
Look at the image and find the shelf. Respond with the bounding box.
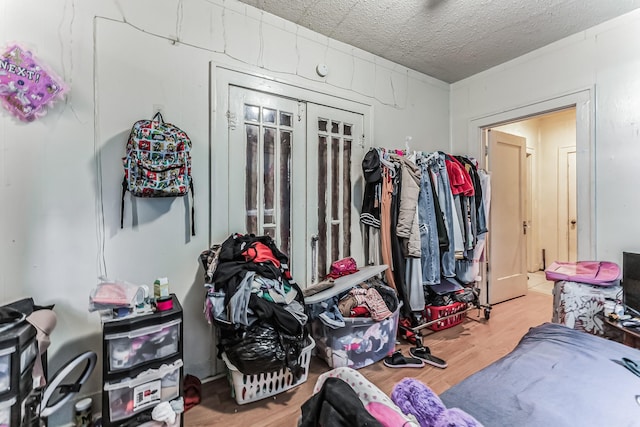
[304,265,389,305]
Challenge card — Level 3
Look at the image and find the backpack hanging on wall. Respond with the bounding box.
[121,112,195,235]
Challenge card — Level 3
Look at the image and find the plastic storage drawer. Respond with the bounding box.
[0,341,33,397]
[0,348,13,395]
[0,396,18,427]
[311,304,400,369]
[0,322,36,401]
[103,359,182,423]
[105,318,181,372]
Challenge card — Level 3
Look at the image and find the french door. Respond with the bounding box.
[228,86,365,286]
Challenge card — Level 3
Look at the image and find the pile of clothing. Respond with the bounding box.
[299,367,482,427]
[201,233,308,378]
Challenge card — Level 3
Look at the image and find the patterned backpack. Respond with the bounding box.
[120,112,195,235]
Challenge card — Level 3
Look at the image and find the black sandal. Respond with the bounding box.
[409,346,448,368]
[383,350,425,368]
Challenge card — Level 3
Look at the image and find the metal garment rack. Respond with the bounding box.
[398,286,492,352]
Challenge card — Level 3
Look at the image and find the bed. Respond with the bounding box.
[439,322,640,426]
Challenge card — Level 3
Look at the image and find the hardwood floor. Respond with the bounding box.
[185,291,553,426]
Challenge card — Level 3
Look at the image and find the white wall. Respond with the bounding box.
[451,9,640,266]
[0,0,449,418]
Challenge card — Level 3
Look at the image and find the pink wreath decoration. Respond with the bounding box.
[0,45,67,122]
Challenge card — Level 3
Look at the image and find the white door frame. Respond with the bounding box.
[468,89,595,261]
[558,146,578,262]
[210,64,373,246]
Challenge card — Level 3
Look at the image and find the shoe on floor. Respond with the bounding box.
[409,346,448,369]
[383,350,425,368]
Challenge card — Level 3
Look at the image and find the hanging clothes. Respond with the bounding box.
[390,153,421,258]
[360,148,490,315]
[379,166,397,291]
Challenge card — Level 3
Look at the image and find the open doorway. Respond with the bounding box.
[470,89,593,307]
[492,107,577,296]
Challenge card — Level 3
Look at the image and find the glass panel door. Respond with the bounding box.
[306,104,365,284]
[228,86,305,274]
[228,87,365,287]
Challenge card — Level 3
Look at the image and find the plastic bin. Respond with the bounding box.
[311,304,400,369]
[0,348,14,395]
[104,318,181,372]
[19,340,37,375]
[0,396,16,427]
[424,302,467,331]
[221,337,314,405]
[103,359,182,422]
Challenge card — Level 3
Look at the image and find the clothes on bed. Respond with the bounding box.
[299,377,383,427]
[391,378,482,427]
[440,322,640,427]
[306,367,419,427]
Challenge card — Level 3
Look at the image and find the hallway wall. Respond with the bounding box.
[451,9,640,265]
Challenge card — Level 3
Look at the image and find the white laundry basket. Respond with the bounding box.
[221,337,315,405]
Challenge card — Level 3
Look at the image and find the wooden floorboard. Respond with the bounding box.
[185,291,553,426]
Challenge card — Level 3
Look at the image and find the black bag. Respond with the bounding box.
[222,321,287,375]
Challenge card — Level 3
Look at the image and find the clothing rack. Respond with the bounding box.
[362,146,492,355]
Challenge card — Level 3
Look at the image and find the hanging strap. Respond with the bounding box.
[190,180,195,236]
[120,175,194,236]
[152,112,164,123]
[120,178,128,229]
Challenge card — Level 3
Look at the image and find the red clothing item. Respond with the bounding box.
[350,306,371,317]
[242,242,281,268]
[445,155,475,196]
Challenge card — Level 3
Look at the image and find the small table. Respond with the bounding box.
[603,316,640,349]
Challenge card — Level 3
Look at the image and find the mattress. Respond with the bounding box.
[440,322,640,426]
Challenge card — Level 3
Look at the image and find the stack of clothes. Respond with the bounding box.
[201,233,308,378]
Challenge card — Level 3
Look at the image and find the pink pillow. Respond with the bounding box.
[366,401,412,427]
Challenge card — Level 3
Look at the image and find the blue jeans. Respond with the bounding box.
[417,159,440,284]
[429,154,456,277]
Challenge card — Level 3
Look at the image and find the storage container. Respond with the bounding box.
[221,337,314,405]
[103,359,182,422]
[552,280,622,335]
[0,396,17,427]
[0,322,36,403]
[424,301,467,331]
[104,318,181,373]
[311,304,400,369]
[19,340,37,376]
[0,348,13,395]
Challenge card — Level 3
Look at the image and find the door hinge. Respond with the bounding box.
[226,110,237,130]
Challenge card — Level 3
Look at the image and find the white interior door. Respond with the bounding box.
[558,146,577,262]
[228,86,365,286]
[305,104,365,285]
[228,86,306,278]
[487,129,528,304]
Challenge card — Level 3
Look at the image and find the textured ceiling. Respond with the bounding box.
[237,0,640,83]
